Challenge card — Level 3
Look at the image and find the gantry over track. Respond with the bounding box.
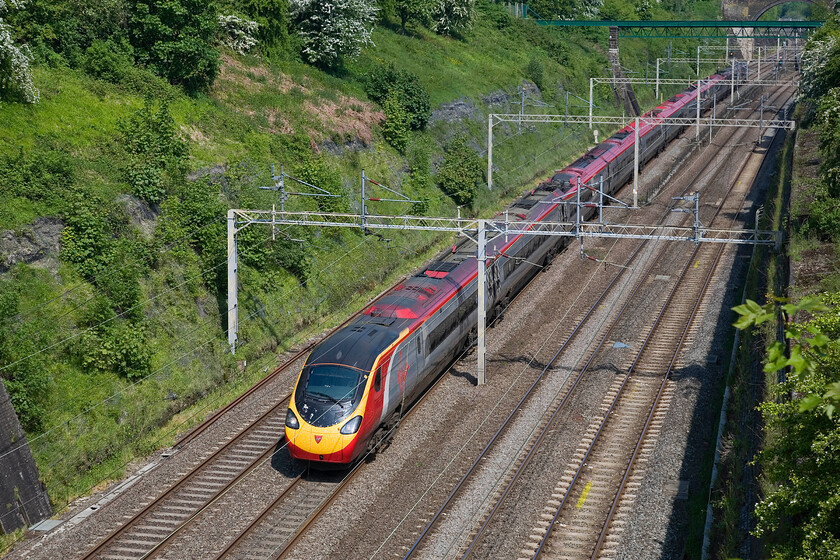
[533,20,823,39]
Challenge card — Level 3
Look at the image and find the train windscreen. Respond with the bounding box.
[295,364,366,427]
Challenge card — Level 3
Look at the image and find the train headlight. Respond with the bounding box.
[285,408,300,430]
[340,415,362,435]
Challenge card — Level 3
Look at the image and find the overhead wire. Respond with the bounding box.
[6,217,226,325]
[0,230,374,501]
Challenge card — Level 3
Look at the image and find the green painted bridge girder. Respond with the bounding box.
[534,19,823,38]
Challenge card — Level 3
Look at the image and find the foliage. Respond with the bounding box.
[428,0,474,37]
[382,89,410,152]
[119,98,188,204]
[436,134,483,207]
[800,23,840,101]
[0,287,51,432]
[218,14,259,55]
[0,145,75,208]
[818,87,840,198]
[735,296,840,559]
[289,0,378,68]
[5,0,130,68]
[599,0,638,20]
[804,192,840,241]
[158,178,227,289]
[364,63,430,130]
[292,155,349,213]
[525,56,545,93]
[219,0,290,56]
[734,296,839,418]
[393,0,429,32]
[81,38,135,84]
[0,0,38,103]
[128,0,220,94]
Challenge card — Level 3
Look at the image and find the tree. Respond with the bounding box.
[219,0,290,56]
[393,0,429,32]
[734,296,840,558]
[128,0,220,94]
[428,0,474,37]
[365,63,430,130]
[217,14,259,55]
[289,0,377,68]
[382,90,410,152]
[0,0,38,103]
[436,135,484,207]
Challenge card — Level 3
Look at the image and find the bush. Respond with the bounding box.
[219,0,291,56]
[289,0,378,68]
[293,156,350,213]
[526,56,545,92]
[807,196,840,241]
[119,98,188,204]
[82,38,135,83]
[158,178,227,290]
[436,135,484,207]
[0,145,75,207]
[128,0,220,94]
[428,0,474,37]
[382,90,410,152]
[0,288,51,432]
[364,63,431,130]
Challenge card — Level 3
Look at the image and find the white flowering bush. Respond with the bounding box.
[289,0,377,67]
[428,0,475,37]
[218,14,259,55]
[0,0,39,103]
[801,34,839,100]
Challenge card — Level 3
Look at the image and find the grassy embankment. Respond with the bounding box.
[0,3,722,536]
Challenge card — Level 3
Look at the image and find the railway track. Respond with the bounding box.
[77,281,405,560]
[76,64,794,560]
[527,135,759,560]
[394,80,795,560]
[492,88,794,560]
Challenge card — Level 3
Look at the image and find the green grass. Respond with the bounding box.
[0,5,744,527]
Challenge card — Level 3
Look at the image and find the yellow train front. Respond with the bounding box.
[284,319,406,466]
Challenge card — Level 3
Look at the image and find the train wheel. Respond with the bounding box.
[463,327,477,353]
[365,412,400,459]
[543,248,557,269]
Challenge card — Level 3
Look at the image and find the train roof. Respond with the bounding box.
[307,320,402,372]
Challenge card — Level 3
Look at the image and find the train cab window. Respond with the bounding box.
[374,367,381,392]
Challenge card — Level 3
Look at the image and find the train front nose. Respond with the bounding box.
[287,421,356,463]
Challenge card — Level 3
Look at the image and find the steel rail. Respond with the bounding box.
[531,86,795,560]
[81,399,290,560]
[588,90,794,560]
[407,79,762,559]
[458,79,793,560]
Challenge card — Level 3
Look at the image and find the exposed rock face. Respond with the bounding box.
[0,381,52,534]
[0,217,64,274]
[429,97,479,125]
[117,194,159,239]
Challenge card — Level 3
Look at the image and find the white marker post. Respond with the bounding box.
[633,117,640,208]
[476,220,486,386]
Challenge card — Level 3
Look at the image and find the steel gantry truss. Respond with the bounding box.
[486,112,795,199]
[533,20,823,39]
[226,205,781,383]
